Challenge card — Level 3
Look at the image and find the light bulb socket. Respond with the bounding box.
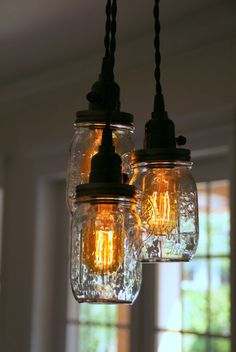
[144,111,176,149]
[76,59,133,125]
[76,183,137,199]
[138,107,190,164]
[76,74,133,125]
[87,78,120,110]
[89,145,123,183]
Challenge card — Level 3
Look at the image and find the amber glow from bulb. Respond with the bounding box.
[142,168,178,235]
[82,204,125,274]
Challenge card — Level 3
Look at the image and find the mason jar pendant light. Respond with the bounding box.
[66,0,134,214]
[130,0,199,262]
[70,115,142,304]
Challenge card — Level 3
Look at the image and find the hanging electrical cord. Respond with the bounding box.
[87,0,120,111]
[109,0,117,77]
[66,0,134,214]
[87,0,123,187]
[129,0,199,263]
[145,0,177,149]
[70,0,142,305]
[98,0,117,156]
[104,0,112,60]
[101,0,117,82]
[153,0,165,118]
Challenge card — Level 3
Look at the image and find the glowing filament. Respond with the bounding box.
[142,169,178,235]
[82,205,124,274]
[95,230,114,270]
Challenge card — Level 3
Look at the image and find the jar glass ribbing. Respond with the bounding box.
[70,195,142,304]
[130,161,199,262]
[67,122,134,213]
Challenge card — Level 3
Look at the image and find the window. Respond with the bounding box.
[66,287,131,352]
[155,180,231,352]
[65,180,231,352]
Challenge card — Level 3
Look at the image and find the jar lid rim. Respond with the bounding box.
[76,183,137,199]
[76,110,133,126]
[131,148,191,164]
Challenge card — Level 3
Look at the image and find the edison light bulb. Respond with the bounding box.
[130,161,199,262]
[71,192,142,303]
[82,204,124,274]
[142,168,178,235]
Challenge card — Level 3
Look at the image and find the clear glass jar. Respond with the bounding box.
[70,195,142,304]
[67,121,134,213]
[130,161,199,262]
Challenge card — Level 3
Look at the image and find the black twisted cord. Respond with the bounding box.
[88,0,118,146]
[104,0,117,129]
[110,0,117,74]
[154,0,161,96]
[153,0,165,116]
[101,0,117,82]
[104,0,111,58]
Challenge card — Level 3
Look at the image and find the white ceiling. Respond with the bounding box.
[0,0,234,85]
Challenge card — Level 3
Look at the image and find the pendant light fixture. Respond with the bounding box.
[130,0,199,262]
[66,0,134,214]
[70,115,142,304]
